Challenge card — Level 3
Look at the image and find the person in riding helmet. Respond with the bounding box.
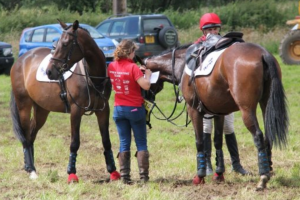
[195,13,251,176]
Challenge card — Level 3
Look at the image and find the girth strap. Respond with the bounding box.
[58,76,70,113]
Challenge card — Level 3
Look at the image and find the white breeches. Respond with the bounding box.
[203,113,234,135]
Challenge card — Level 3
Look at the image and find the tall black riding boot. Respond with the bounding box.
[117,151,132,184]
[225,133,251,175]
[203,133,213,175]
[136,150,150,183]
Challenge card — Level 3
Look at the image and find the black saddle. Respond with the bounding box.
[186,32,244,73]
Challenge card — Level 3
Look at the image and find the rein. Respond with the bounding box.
[144,48,191,127]
[51,26,109,114]
[66,59,108,115]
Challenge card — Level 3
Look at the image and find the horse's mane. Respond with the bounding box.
[148,43,193,59]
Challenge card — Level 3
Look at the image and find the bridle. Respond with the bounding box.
[51,28,84,75]
[143,48,191,127]
[49,26,108,114]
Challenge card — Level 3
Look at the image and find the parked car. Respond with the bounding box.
[95,14,179,59]
[19,23,118,65]
[0,41,14,75]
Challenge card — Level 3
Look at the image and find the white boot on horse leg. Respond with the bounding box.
[256,175,270,191]
[29,171,38,179]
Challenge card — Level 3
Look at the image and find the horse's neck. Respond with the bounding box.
[84,49,107,77]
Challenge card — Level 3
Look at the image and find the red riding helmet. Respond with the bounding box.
[199,13,222,30]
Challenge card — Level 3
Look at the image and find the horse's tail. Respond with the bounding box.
[10,91,26,144]
[263,53,289,149]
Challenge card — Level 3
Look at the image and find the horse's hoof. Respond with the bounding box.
[29,171,38,179]
[212,173,225,182]
[193,175,205,185]
[110,171,121,181]
[256,175,270,191]
[68,173,79,184]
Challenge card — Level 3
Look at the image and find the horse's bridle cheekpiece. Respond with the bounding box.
[51,28,83,76]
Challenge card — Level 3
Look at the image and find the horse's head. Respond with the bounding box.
[46,19,88,80]
[143,43,191,87]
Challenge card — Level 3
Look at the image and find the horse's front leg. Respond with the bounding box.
[67,108,82,183]
[187,105,206,185]
[95,105,120,181]
[212,116,225,182]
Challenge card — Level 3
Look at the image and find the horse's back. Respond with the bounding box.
[10,48,58,109]
[192,42,275,114]
[11,47,51,82]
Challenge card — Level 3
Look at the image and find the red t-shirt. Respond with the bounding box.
[108,58,144,107]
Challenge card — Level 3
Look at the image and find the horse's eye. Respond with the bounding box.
[62,43,68,47]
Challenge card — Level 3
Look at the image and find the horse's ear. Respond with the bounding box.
[57,19,67,29]
[73,20,79,31]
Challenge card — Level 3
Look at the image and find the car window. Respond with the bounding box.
[32,29,45,42]
[110,21,126,36]
[96,22,111,36]
[125,18,139,35]
[45,28,60,42]
[143,19,171,32]
[24,30,33,42]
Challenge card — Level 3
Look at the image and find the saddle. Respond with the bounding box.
[186,32,244,83]
[185,32,244,115]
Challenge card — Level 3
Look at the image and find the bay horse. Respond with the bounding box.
[144,40,289,190]
[10,19,120,183]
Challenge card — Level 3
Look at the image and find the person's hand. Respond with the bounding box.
[144,69,152,78]
[140,65,146,73]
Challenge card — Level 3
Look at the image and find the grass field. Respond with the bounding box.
[0,53,300,199]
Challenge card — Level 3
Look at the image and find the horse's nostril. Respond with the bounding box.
[46,69,51,76]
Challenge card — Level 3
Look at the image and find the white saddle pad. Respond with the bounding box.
[184,48,227,77]
[36,54,77,82]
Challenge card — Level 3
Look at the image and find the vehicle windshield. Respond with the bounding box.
[81,25,105,39]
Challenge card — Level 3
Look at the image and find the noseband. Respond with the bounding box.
[51,29,83,75]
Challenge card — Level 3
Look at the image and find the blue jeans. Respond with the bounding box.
[113,105,148,152]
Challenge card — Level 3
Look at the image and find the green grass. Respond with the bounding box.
[1,53,300,199]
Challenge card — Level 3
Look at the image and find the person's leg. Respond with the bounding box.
[224,113,250,175]
[113,106,132,183]
[203,115,213,175]
[130,106,149,182]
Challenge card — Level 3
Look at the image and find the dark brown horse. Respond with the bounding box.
[10,20,120,183]
[144,42,288,190]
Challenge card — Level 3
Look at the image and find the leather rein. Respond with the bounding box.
[50,27,109,115]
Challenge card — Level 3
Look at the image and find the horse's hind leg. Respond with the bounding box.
[95,107,120,180]
[11,93,49,179]
[25,104,50,178]
[240,108,270,190]
[260,98,273,174]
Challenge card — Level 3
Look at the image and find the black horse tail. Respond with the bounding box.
[263,53,289,149]
[10,91,26,144]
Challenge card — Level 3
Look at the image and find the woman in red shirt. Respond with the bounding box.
[108,39,152,184]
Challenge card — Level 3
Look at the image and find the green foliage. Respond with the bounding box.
[0,5,109,34]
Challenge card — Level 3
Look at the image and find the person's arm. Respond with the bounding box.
[137,69,152,90]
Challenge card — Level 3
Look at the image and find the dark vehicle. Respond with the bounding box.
[19,23,118,65]
[279,1,300,65]
[95,14,179,58]
[0,41,14,75]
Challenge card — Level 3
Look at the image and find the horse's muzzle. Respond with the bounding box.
[46,64,59,80]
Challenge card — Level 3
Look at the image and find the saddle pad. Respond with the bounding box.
[184,48,227,77]
[36,54,77,82]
